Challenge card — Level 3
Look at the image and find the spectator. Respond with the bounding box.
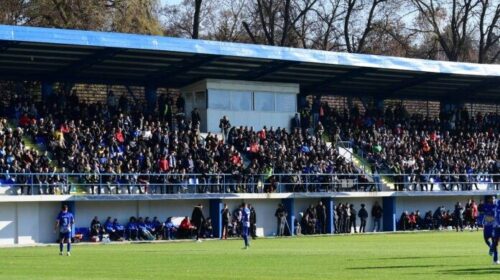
[275,203,287,236]
[454,202,464,232]
[191,108,201,128]
[221,203,231,240]
[90,216,103,241]
[219,115,231,140]
[164,217,177,240]
[103,217,123,241]
[316,201,326,234]
[137,217,155,240]
[191,204,205,241]
[372,201,383,232]
[358,204,368,233]
[202,217,213,238]
[249,204,257,239]
[349,204,357,233]
[126,217,139,241]
[178,216,195,239]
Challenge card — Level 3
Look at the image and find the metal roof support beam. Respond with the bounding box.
[239,60,300,80]
[0,41,18,53]
[382,73,443,99]
[452,78,500,100]
[50,47,123,78]
[148,55,220,85]
[303,68,373,94]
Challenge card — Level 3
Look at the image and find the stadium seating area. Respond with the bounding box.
[0,89,498,194]
[300,99,500,191]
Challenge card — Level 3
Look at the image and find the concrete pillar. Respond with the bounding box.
[282,198,295,236]
[322,197,335,234]
[382,197,396,232]
[41,81,53,101]
[145,85,157,112]
[209,199,222,238]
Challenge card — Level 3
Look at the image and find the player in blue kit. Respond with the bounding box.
[55,205,74,256]
[493,197,500,265]
[482,196,496,256]
[241,203,251,249]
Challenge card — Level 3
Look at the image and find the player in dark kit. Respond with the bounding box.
[55,205,74,256]
[493,197,500,265]
[241,203,251,249]
[481,196,496,256]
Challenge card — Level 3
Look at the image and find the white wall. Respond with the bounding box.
[181,79,299,133]
[0,202,59,244]
[207,109,295,133]
[0,203,16,245]
[0,194,490,245]
[38,202,60,243]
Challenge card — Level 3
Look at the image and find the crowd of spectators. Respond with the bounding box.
[3,89,365,195]
[292,201,382,235]
[397,199,481,232]
[298,97,500,191]
[0,89,498,195]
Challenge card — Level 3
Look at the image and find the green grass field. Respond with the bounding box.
[0,231,498,280]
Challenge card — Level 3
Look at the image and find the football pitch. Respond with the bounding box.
[0,231,497,280]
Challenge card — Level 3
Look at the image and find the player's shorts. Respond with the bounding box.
[59,231,71,240]
[484,225,494,239]
[493,227,500,239]
[241,226,249,236]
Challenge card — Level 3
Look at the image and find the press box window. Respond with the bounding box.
[254,91,275,112]
[208,89,230,110]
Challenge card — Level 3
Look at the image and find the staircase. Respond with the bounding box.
[336,141,394,191]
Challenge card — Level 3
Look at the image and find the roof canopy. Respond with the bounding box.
[0,25,499,103]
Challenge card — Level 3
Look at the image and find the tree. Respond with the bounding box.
[343,0,390,53]
[111,0,163,35]
[410,0,478,62]
[192,0,203,39]
[162,0,215,38]
[242,0,319,46]
[24,0,110,30]
[477,0,500,63]
[308,0,345,50]
[0,0,28,25]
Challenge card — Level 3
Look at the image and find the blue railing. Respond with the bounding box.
[0,172,498,195]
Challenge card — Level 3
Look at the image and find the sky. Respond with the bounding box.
[160,0,183,6]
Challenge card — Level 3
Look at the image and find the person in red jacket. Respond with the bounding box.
[18,113,31,127]
[158,155,169,172]
[115,128,125,143]
[178,217,195,239]
[408,212,417,230]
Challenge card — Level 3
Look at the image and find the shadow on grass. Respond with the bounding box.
[440,268,500,275]
[347,264,445,270]
[359,255,464,261]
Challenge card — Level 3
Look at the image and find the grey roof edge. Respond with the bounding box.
[1,24,499,77]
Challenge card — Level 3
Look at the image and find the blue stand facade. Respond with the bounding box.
[382,197,396,232]
[282,198,295,236]
[209,199,222,238]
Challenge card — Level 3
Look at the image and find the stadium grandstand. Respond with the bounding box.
[0,24,498,245]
